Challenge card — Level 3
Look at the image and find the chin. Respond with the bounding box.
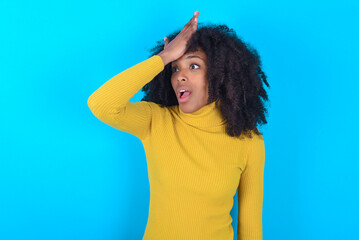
[180,103,201,113]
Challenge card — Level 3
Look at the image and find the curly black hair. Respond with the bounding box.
[141,22,270,139]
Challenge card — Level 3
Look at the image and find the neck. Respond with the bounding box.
[176,100,226,128]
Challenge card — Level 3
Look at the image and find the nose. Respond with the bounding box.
[178,77,187,82]
[177,71,188,82]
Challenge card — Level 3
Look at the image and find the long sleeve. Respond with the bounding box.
[237,134,265,240]
[87,55,165,140]
[87,54,266,240]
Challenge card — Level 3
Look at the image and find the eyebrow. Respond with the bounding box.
[172,55,203,64]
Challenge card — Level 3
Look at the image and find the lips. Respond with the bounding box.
[178,91,192,102]
[176,86,192,99]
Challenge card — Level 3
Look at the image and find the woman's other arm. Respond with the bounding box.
[237,134,266,240]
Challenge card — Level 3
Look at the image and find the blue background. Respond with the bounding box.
[1,0,358,239]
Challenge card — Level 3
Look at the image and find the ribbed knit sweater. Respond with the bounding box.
[87,55,265,240]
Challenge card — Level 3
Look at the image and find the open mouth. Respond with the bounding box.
[178,91,192,102]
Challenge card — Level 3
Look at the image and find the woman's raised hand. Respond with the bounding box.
[157,11,199,65]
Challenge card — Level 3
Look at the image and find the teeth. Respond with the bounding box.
[180,90,186,92]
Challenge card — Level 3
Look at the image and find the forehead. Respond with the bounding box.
[171,50,207,65]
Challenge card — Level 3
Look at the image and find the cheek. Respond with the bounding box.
[201,79,209,92]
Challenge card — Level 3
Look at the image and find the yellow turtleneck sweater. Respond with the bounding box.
[87,55,265,240]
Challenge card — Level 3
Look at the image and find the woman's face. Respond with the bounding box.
[170,48,209,113]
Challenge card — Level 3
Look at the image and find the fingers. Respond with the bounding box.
[192,11,199,25]
[182,17,194,32]
[168,11,199,49]
[187,11,199,31]
[194,11,199,19]
[182,11,199,32]
[193,11,199,25]
[186,14,196,27]
[183,13,199,37]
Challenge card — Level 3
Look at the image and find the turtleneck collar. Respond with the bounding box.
[175,100,226,128]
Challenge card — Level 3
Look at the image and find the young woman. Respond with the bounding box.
[88,10,270,240]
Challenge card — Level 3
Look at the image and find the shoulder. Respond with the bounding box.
[244,129,265,163]
[140,101,174,118]
[247,129,264,144]
[241,129,264,146]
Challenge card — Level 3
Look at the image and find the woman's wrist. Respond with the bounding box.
[157,51,172,66]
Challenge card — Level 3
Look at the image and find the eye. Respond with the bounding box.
[172,67,178,73]
[191,64,200,69]
[171,64,200,73]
